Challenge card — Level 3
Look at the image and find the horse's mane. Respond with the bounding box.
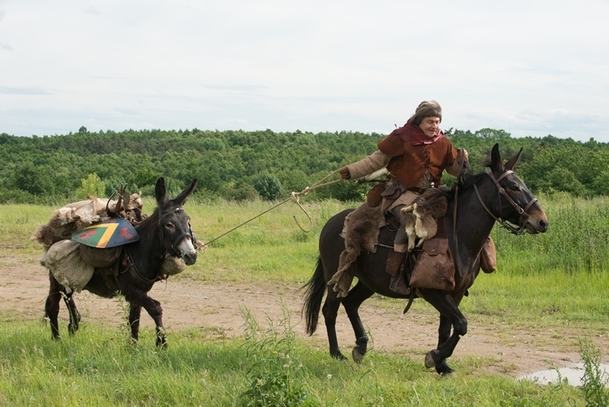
[451,159,494,197]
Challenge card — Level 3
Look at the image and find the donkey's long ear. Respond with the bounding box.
[504,148,523,171]
[155,177,169,206]
[490,143,503,172]
[172,178,198,206]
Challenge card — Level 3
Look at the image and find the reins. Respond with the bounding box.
[204,170,342,246]
[451,153,470,280]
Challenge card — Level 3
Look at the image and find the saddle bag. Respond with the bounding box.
[408,237,455,291]
[79,245,122,268]
[42,239,95,293]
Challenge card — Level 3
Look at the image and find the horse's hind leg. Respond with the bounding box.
[342,281,374,363]
[322,291,347,360]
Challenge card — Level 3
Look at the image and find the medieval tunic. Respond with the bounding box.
[345,123,463,210]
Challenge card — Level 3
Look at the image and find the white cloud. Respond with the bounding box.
[0,0,608,141]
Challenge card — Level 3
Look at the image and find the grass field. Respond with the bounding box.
[0,195,607,406]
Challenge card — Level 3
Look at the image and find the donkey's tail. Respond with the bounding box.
[302,256,327,335]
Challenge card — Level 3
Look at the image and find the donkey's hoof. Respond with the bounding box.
[425,349,440,368]
[352,347,365,364]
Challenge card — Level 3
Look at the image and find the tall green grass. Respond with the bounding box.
[494,192,609,274]
[1,195,608,405]
[0,311,587,406]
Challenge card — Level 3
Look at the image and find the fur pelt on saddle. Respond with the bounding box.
[327,187,449,298]
[401,187,449,252]
[327,202,386,298]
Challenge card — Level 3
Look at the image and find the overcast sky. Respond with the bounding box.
[1,0,608,142]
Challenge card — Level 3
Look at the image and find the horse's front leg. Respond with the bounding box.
[422,290,467,375]
[434,314,455,375]
[125,289,166,348]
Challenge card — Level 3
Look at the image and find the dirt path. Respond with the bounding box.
[1,254,607,379]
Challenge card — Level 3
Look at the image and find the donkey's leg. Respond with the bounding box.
[342,281,374,363]
[44,273,63,340]
[422,290,467,375]
[124,289,166,348]
[322,290,346,360]
[128,304,142,342]
[64,293,81,335]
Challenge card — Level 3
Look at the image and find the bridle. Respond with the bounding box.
[123,206,195,286]
[159,207,196,258]
[473,170,538,235]
[446,167,537,286]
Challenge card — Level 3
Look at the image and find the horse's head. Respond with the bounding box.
[155,177,199,265]
[486,143,548,235]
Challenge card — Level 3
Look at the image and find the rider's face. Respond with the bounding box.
[419,116,441,138]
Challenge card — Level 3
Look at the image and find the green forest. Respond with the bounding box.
[1,126,609,204]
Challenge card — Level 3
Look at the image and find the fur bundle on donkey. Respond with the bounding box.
[32,192,145,293]
[32,193,143,251]
[32,190,187,294]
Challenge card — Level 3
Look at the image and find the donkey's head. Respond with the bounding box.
[155,177,199,265]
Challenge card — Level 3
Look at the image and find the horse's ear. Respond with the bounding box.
[504,147,523,171]
[490,143,504,172]
[155,177,169,206]
[172,178,198,206]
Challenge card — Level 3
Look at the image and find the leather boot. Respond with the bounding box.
[385,250,409,295]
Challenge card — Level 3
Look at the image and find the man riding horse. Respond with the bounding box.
[330,100,496,297]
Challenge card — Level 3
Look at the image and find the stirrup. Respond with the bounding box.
[389,274,410,295]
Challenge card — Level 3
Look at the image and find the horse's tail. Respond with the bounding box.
[302,256,327,335]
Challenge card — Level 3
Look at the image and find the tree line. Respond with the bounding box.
[1,126,608,204]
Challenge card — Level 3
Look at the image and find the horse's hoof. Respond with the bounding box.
[425,349,440,368]
[437,366,454,376]
[352,347,365,364]
[331,352,348,361]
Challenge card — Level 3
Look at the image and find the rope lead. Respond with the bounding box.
[204,170,342,246]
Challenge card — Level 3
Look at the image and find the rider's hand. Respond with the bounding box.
[458,148,469,163]
[339,167,351,180]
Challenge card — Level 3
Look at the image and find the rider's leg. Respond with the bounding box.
[386,206,410,295]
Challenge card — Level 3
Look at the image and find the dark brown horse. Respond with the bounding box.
[44,177,198,347]
[303,144,549,374]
